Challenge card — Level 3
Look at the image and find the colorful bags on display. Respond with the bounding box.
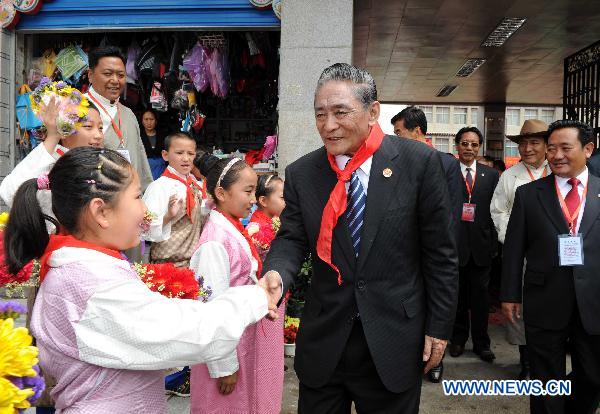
[183,43,210,93]
[54,45,87,80]
[15,85,42,130]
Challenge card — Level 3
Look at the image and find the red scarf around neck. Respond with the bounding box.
[39,234,124,282]
[316,123,385,285]
[219,210,264,278]
[162,169,202,222]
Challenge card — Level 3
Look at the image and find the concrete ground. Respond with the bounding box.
[165,321,531,414]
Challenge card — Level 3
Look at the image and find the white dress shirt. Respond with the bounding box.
[335,155,373,195]
[86,86,119,133]
[555,167,588,234]
[460,161,477,180]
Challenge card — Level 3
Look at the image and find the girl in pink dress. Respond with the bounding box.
[190,157,284,414]
[3,147,274,413]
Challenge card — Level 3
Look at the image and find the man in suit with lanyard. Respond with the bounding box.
[260,63,458,413]
[391,105,463,382]
[86,46,153,190]
[502,120,600,414]
[449,127,500,363]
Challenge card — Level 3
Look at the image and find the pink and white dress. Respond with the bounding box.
[189,209,284,414]
[29,246,267,413]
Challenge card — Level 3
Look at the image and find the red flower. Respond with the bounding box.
[134,262,201,300]
[0,231,34,287]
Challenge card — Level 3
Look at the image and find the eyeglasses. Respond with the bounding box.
[459,141,480,148]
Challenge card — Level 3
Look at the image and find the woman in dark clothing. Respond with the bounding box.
[140,109,167,179]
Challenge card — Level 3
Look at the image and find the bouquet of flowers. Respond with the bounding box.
[0,213,40,297]
[133,262,212,302]
[284,315,300,344]
[30,77,90,136]
[0,301,45,412]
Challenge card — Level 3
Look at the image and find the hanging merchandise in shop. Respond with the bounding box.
[17,30,280,174]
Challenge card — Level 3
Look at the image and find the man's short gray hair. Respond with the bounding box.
[316,63,378,108]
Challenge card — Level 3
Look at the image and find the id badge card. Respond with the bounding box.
[461,203,476,222]
[558,234,584,266]
[116,149,131,162]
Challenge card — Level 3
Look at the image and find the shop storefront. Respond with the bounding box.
[2,0,281,183]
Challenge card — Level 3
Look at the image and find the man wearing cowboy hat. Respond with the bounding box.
[491,119,551,380]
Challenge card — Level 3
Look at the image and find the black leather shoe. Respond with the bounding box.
[449,344,465,358]
[474,347,496,362]
[428,362,443,383]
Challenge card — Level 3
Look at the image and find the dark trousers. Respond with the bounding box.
[452,258,491,349]
[298,319,421,414]
[526,308,600,414]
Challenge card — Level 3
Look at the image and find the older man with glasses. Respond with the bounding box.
[449,127,500,363]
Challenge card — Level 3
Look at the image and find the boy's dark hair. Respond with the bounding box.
[256,174,283,200]
[163,132,196,151]
[391,106,428,134]
[547,119,595,146]
[89,46,126,69]
[4,147,132,274]
[454,126,484,145]
[195,154,248,201]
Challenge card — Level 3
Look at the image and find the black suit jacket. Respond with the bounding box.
[439,152,463,241]
[457,162,500,267]
[501,173,600,334]
[263,136,459,393]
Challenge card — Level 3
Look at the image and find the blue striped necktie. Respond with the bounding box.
[346,170,366,257]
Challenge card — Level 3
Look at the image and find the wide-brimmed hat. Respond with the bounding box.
[506,119,549,144]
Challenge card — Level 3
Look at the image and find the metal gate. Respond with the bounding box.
[563,40,600,144]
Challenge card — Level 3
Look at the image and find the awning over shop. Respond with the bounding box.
[17,0,280,31]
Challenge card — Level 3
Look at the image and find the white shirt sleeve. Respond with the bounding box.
[0,144,56,207]
[189,241,240,377]
[74,277,267,370]
[142,180,173,242]
[490,172,511,244]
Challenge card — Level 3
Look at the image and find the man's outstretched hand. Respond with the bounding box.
[258,271,283,320]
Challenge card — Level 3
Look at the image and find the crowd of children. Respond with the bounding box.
[1,84,285,413]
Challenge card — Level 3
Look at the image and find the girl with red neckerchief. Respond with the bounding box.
[189,155,284,414]
[3,147,273,413]
[247,174,285,260]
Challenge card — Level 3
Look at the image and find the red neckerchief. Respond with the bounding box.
[425,138,433,148]
[39,234,124,282]
[219,210,263,278]
[162,169,202,222]
[201,179,208,199]
[317,123,385,285]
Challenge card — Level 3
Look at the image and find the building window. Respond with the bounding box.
[436,106,450,123]
[420,106,433,122]
[541,109,554,124]
[453,107,467,125]
[505,139,519,157]
[470,108,478,126]
[506,108,520,126]
[524,108,538,121]
[434,137,450,153]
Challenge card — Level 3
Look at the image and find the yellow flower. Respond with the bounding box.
[0,377,33,413]
[80,97,90,107]
[0,212,8,227]
[77,106,88,119]
[0,318,38,378]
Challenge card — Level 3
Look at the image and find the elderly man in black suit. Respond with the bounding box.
[259,63,458,413]
[501,120,600,414]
